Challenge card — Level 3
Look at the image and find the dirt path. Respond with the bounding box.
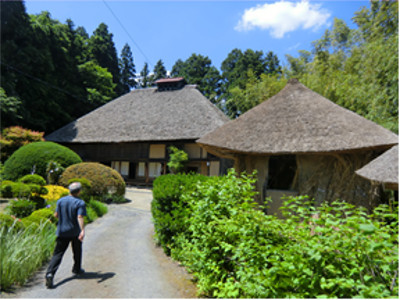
[2,188,197,298]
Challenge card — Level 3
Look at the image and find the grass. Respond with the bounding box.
[0,220,56,291]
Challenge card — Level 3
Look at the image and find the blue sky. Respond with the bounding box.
[25,0,370,73]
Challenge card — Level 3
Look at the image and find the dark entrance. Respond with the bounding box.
[267,155,297,190]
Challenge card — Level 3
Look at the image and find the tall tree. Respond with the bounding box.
[171,54,221,103]
[119,43,136,94]
[152,59,167,81]
[89,23,122,95]
[220,48,282,117]
[140,63,150,88]
[286,1,398,133]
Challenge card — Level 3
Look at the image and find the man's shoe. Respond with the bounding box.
[45,274,53,289]
[72,268,85,275]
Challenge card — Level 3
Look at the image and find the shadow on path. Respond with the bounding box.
[53,272,116,289]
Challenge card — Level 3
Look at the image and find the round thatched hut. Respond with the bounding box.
[197,79,398,215]
[356,145,398,191]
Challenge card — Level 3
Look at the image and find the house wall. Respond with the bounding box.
[63,141,228,184]
[233,150,384,215]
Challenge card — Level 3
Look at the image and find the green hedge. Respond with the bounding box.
[2,142,82,181]
[151,173,210,255]
[152,170,399,298]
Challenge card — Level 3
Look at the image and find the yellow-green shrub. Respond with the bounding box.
[59,162,125,198]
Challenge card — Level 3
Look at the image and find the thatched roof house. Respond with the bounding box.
[46,78,230,184]
[356,145,398,190]
[197,79,398,214]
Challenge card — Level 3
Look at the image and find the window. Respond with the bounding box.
[149,144,165,158]
[111,161,129,176]
[149,163,162,178]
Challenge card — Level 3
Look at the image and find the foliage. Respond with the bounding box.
[88,199,108,217]
[228,72,287,116]
[2,141,82,181]
[0,221,56,291]
[66,177,92,202]
[139,62,150,88]
[285,2,398,133]
[220,48,282,117]
[150,59,167,84]
[167,146,188,174]
[84,206,98,224]
[152,171,398,298]
[119,43,136,93]
[18,174,46,186]
[88,22,122,95]
[151,173,211,254]
[0,126,44,163]
[6,199,37,219]
[45,160,65,185]
[171,53,221,102]
[41,185,69,203]
[59,162,125,198]
[0,214,25,233]
[0,2,128,132]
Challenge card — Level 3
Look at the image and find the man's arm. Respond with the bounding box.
[77,215,85,241]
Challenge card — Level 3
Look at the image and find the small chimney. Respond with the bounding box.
[155,77,186,91]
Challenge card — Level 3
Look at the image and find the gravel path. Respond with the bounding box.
[2,188,197,298]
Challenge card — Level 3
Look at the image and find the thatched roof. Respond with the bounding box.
[197,79,398,156]
[45,85,228,143]
[356,145,398,190]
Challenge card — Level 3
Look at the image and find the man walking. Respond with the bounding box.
[45,182,86,289]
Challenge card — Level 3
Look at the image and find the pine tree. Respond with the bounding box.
[140,63,150,88]
[119,43,136,94]
[89,23,122,95]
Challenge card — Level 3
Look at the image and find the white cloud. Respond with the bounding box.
[235,0,331,38]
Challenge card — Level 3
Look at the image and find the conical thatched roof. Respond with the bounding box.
[197,79,398,156]
[46,85,228,143]
[356,145,399,190]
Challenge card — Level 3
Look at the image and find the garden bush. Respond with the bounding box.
[151,173,210,254]
[152,170,399,298]
[42,185,69,205]
[1,181,31,198]
[66,177,92,202]
[6,199,37,218]
[2,141,82,181]
[18,174,46,186]
[59,162,125,198]
[84,206,98,224]
[88,199,108,217]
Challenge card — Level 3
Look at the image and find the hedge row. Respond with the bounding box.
[151,170,399,298]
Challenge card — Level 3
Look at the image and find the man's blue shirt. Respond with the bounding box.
[56,195,86,237]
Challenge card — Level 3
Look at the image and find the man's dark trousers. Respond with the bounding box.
[46,236,82,276]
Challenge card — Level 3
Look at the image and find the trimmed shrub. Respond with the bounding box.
[6,199,36,218]
[18,174,46,186]
[2,141,82,181]
[21,208,56,230]
[30,208,57,223]
[42,185,69,202]
[1,182,31,198]
[88,199,108,217]
[66,177,92,202]
[59,162,125,198]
